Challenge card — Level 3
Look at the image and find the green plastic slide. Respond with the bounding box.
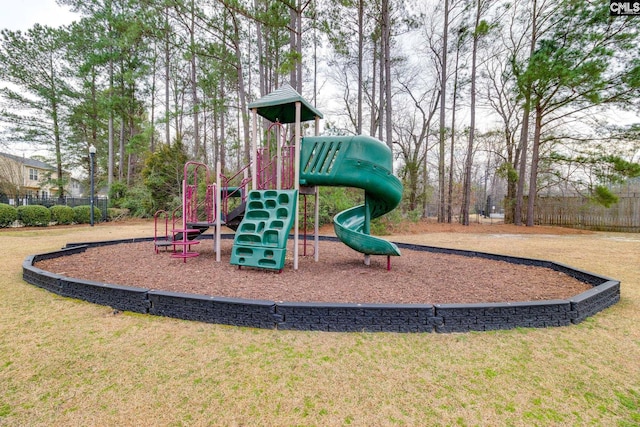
[299,135,403,256]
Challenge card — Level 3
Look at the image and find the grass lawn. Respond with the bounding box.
[1,221,639,426]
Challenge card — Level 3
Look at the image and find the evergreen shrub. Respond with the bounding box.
[50,205,75,225]
[73,205,101,224]
[0,203,17,227]
[17,205,51,227]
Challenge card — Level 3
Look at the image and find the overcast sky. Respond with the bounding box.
[0,0,77,32]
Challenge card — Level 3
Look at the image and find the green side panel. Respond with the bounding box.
[299,135,402,257]
[230,190,298,270]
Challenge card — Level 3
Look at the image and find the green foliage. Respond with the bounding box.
[370,209,403,236]
[108,181,129,208]
[0,203,17,227]
[496,162,519,183]
[591,186,618,208]
[550,152,640,191]
[0,26,68,144]
[592,155,640,187]
[49,205,75,225]
[603,155,640,180]
[318,187,362,226]
[17,205,51,227]
[107,208,130,221]
[474,20,491,37]
[119,185,155,218]
[142,141,188,213]
[73,205,101,224]
[518,0,638,112]
[0,25,73,196]
[406,209,422,223]
[279,50,302,76]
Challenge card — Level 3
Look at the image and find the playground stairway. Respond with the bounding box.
[176,224,210,240]
[223,201,247,231]
[230,189,298,271]
[154,223,210,253]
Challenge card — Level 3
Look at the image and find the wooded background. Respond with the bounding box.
[0,0,638,227]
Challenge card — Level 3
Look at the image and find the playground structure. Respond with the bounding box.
[154,84,403,270]
[21,84,622,331]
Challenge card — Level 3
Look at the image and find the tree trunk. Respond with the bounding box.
[190,0,201,159]
[514,98,529,226]
[165,6,171,147]
[447,40,460,223]
[296,1,302,93]
[202,102,208,165]
[514,0,537,226]
[461,0,481,226]
[437,0,449,223]
[378,33,384,141]
[526,103,543,226]
[119,115,125,181]
[408,165,419,211]
[51,84,64,198]
[150,47,157,153]
[220,81,226,172]
[255,0,265,97]
[370,41,378,136]
[288,0,303,93]
[505,139,519,223]
[227,7,251,165]
[382,0,393,158]
[422,147,429,217]
[108,48,114,188]
[357,0,364,135]
[289,5,297,90]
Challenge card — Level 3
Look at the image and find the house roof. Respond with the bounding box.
[248,84,323,124]
[0,152,55,170]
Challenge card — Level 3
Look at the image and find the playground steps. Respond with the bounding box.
[154,223,209,251]
[230,189,298,271]
[177,223,210,240]
[224,201,247,231]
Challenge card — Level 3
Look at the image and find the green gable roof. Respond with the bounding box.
[248,84,323,124]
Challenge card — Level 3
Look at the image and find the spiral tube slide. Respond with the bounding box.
[299,135,403,256]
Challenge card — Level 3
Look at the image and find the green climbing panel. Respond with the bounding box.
[230,189,298,270]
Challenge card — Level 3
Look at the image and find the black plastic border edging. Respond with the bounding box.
[22,235,620,333]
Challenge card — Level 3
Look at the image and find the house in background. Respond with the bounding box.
[0,152,81,203]
[67,177,83,197]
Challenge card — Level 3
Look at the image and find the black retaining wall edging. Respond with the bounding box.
[22,236,620,333]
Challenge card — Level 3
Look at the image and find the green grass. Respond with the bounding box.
[1,222,639,425]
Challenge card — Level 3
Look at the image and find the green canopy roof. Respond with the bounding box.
[248,84,323,124]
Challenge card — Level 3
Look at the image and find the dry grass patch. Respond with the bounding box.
[1,220,639,426]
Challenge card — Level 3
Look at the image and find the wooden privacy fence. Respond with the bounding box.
[532,196,640,232]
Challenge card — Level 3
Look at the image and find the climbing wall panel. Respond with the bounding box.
[230,190,298,270]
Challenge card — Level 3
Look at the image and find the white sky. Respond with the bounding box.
[0,0,77,32]
[0,0,637,157]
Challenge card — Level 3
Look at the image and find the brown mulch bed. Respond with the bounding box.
[35,237,592,305]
